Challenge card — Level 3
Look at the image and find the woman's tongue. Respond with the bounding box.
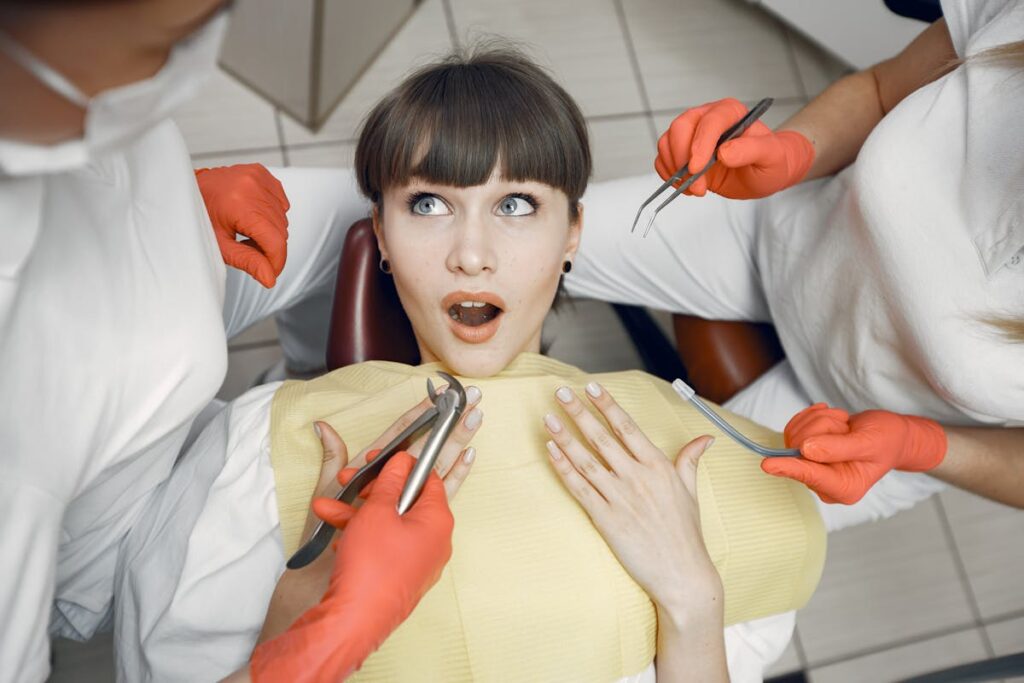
[449,302,501,327]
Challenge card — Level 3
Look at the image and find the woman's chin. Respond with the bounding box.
[434,345,521,379]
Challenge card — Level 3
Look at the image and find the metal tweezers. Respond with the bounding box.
[630,97,774,237]
[286,372,467,570]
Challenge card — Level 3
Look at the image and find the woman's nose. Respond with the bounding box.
[445,220,496,276]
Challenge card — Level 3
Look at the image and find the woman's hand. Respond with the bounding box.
[542,382,728,681]
[258,385,483,643]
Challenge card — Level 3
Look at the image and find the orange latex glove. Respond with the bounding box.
[761,403,948,505]
[195,164,290,288]
[655,97,815,199]
[250,452,453,682]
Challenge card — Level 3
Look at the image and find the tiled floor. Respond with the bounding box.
[50,1,1024,681]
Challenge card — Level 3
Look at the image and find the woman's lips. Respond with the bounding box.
[442,291,506,344]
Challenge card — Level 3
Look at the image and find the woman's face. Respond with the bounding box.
[375,171,581,378]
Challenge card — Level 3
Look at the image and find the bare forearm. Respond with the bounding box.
[654,583,729,682]
[932,427,1024,508]
[779,19,955,182]
[779,69,884,181]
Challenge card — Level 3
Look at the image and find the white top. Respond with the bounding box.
[0,121,227,682]
[759,0,1024,426]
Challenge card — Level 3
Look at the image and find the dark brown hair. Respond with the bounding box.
[355,44,591,218]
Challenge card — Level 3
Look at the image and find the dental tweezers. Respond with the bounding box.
[286,372,467,569]
[631,97,774,237]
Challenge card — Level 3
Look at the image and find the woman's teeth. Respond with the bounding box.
[448,301,501,326]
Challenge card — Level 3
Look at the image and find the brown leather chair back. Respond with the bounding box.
[671,314,784,405]
[326,218,420,370]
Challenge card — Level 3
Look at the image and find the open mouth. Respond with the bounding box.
[448,300,502,326]
[442,291,506,343]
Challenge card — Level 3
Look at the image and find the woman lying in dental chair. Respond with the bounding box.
[114,46,824,683]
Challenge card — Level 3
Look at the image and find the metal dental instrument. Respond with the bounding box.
[630,97,774,238]
[286,372,467,570]
[671,378,800,458]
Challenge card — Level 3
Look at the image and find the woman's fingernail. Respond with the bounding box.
[544,413,563,433]
[463,447,476,464]
[546,440,562,460]
[701,436,715,454]
[556,386,573,403]
[586,382,601,398]
[313,422,322,439]
[465,408,482,431]
[466,386,482,404]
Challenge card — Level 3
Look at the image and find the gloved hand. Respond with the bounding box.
[250,452,454,682]
[655,97,815,199]
[195,164,290,288]
[761,403,947,504]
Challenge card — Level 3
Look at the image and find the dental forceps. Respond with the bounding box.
[672,378,799,458]
[630,97,774,237]
[287,372,467,570]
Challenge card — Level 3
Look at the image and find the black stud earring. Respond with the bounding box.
[562,260,573,274]
[379,258,392,274]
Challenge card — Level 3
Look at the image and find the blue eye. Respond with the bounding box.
[497,195,536,217]
[410,194,449,216]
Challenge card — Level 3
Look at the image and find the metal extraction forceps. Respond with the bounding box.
[630,97,774,237]
[672,378,800,458]
[287,372,467,570]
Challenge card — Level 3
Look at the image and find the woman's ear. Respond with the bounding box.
[565,202,584,261]
[371,204,388,260]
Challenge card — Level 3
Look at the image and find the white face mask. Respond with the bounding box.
[0,11,228,176]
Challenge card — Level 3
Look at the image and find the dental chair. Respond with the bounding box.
[326,218,782,403]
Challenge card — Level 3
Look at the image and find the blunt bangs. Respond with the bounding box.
[355,45,591,213]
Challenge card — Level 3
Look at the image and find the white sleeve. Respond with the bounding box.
[941,0,1024,58]
[723,611,798,683]
[0,479,64,683]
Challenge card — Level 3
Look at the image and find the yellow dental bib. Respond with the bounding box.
[270,354,825,681]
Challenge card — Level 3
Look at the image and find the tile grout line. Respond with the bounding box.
[228,339,282,353]
[440,0,461,51]
[274,109,291,167]
[932,495,996,657]
[804,619,990,671]
[611,0,658,144]
[779,22,810,102]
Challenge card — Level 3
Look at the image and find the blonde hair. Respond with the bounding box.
[971,41,1024,342]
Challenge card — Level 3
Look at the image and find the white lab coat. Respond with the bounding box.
[570,0,1024,430]
[0,113,366,681]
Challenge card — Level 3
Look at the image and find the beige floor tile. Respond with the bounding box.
[986,615,1024,656]
[985,614,1024,682]
[623,0,802,112]
[191,148,285,169]
[765,636,803,677]
[785,28,852,100]
[286,142,358,168]
[279,0,454,146]
[589,116,657,182]
[543,298,644,373]
[172,68,281,155]
[229,317,279,349]
[217,344,284,401]
[807,628,989,683]
[448,0,645,118]
[651,97,806,140]
[940,487,1024,622]
[797,501,976,665]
